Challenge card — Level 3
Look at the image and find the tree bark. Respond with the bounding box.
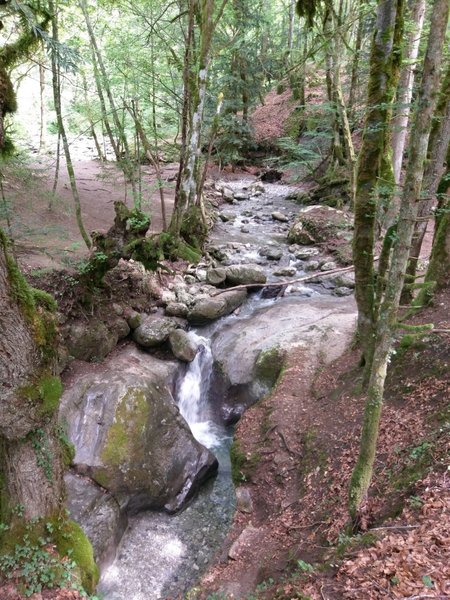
[349,0,449,521]
[391,0,426,184]
[0,231,64,520]
[352,0,404,371]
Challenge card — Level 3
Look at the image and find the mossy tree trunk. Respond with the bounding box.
[352,0,404,373]
[0,230,64,521]
[349,0,449,522]
[401,64,450,302]
[170,0,228,248]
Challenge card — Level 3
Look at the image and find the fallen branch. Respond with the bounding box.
[212,263,356,296]
[369,525,419,531]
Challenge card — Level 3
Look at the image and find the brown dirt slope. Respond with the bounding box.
[198,288,449,600]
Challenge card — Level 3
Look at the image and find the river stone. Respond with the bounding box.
[60,348,218,514]
[294,247,320,260]
[225,264,267,286]
[169,329,198,362]
[335,286,353,297]
[241,226,250,233]
[125,310,142,330]
[271,211,289,223]
[234,192,249,201]
[206,267,227,286]
[110,318,130,340]
[164,302,188,318]
[65,472,126,569]
[331,272,355,288]
[222,186,234,203]
[66,321,118,362]
[132,316,180,348]
[259,246,283,261]
[187,289,247,323]
[273,267,296,277]
[219,211,235,222]
[235,487,253,514]
[304,260,320,271]
[321,261,337,271]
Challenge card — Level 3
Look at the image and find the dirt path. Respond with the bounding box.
[1,154,177,271]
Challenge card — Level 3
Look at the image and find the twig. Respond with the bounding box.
[370,525,419,531]
[277,428,296,455]
[401,596,450,600]
[289,520,328,530]
[320,584,327,600]
[212,264,356,296]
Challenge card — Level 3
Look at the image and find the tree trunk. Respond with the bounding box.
[349,0,449,521]
[49,0,91,249]
[348,3,364,113]
[0,231,64,519]
[38,57,45,152]
[352,0,404,371]
[391,0,426,184]
[401,64,450,301]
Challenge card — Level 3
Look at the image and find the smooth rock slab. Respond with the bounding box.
[271,211,289,223]
[169,329,198,362]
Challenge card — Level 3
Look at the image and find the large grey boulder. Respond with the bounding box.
[60,347,218,514]
[65,472,126,569]
[187,289,247,323]
[132,315,182,348]
[288,205,353,264]
[225,264,267,286]
[169,329,198,362]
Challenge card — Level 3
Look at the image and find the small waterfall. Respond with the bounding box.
[176,333,223,450]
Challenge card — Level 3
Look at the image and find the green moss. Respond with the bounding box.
[18,373,62,418]
[56,424,75,468]
[254,346,286,390]
[52,519,99,594]
[101,388,149,467]
[230,439,260,485]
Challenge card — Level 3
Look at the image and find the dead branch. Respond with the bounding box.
[212,264,356,296]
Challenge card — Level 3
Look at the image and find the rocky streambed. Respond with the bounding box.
[59,178,357,599]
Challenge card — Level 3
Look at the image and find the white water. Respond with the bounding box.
[176,333,224,450]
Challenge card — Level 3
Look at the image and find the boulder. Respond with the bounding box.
[259,246,283,261]
[187,289,247,323]
[271,211,289,223]
[168,329,198,362]
[222,186,235,203]
[288,205,353,265]
[273,267,296,277]
[132,316,181,348]
[165,302,189,318]
[225,265,267,286]
[66,321,118,362]
[219,211,235,222]
[65,472,126,569]
[206,267,227,286]
[125,310,142,330]
[234,192,249,201]
[110,318,130,340]
[60,347,218,514]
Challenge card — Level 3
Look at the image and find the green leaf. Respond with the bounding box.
[422,575,434,588]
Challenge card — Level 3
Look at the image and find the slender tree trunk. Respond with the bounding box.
[349,0,449,521]
[401,64,450,301]
[82,73,104,162]
[352,0,404,371]
[348,2,364,113]
[391,0,426,184]
[38,57,45,152]
[49,0,91,248]
[79,0,138,206]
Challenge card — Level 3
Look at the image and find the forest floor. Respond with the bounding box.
[1,146,448,600]
[197,286,449,600]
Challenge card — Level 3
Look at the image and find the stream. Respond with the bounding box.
[65,179,356,599]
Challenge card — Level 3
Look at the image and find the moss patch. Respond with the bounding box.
[52,518,99,594]
[18,373,63,418]
[230,439,260,485]
[101,388,150,468]
[254,346,286,390]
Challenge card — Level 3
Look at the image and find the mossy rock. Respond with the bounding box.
[254,346,286,390]
[52,519,99,594]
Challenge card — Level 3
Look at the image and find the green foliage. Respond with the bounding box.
[29,428,53,482]
[0,516,98,597]
[19,373,62,418]
[213,115,256,166]
[230,440,259,485]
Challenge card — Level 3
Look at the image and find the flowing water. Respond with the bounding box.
[98,332,235,600]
